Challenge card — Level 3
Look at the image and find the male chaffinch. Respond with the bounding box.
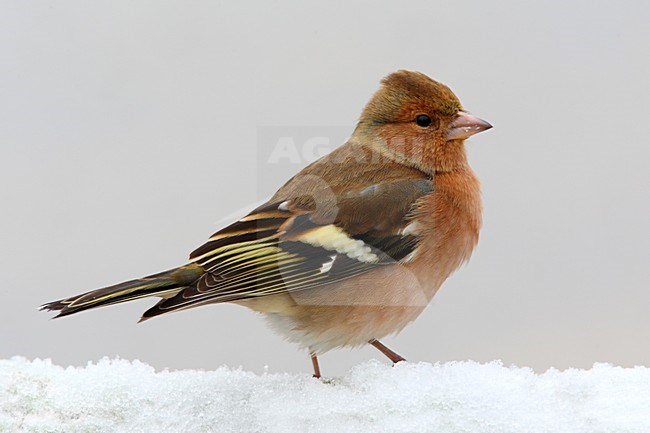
[41,70,491,378]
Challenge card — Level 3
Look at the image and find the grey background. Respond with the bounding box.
[1,1,649,376]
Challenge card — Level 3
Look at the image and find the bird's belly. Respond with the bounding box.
[236,263,439,354]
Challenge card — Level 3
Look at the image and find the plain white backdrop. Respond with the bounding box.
[1,0,649,376]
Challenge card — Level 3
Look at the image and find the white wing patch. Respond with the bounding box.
[298,225,379,263]
[319,255,337,274]
[400,221,420,236]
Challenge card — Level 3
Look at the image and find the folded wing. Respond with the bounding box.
[141,176,433,320]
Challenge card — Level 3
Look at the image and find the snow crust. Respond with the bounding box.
[1,357,649,433]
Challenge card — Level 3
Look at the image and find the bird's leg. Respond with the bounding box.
[369,339,406,364]
[311,353,321,379]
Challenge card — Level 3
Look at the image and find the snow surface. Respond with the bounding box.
[1,357,649,433]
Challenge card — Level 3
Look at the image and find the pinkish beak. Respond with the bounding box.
[446,112,492,140]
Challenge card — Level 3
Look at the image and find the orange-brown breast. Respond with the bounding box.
[406,167,482,298]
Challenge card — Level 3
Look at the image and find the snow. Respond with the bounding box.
[1,357,649,433]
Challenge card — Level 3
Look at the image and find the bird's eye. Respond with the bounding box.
[415,114,432,127]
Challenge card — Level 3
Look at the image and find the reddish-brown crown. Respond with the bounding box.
[359,70,462,125]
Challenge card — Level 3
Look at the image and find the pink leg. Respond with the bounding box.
[311,354,322,378]
[370,339,406,364]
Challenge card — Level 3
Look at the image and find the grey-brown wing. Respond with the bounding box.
[140,177,433,319]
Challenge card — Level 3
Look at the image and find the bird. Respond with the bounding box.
[41,70,492,378]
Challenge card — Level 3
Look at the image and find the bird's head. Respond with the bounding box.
[355,70,491,173]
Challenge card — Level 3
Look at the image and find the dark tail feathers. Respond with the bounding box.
[40,263,204,319]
